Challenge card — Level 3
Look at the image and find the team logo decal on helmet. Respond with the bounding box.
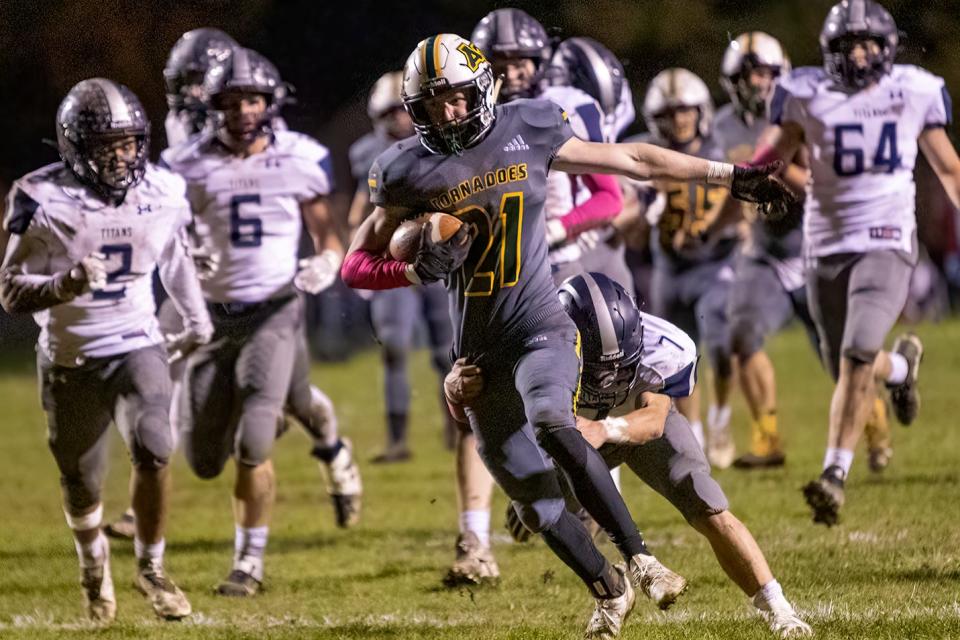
[458,42,487,73]
[163,28,237,134]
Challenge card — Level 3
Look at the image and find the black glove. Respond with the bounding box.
[759,195,805,237]
[412,221,473,283]
[505,503,534,543]
[731,161,798,207]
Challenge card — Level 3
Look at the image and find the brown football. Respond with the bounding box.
[389,212,464,263]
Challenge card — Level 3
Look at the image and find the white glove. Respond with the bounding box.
[294,250,342,294]
[188,245,221,281]
[165,324,213,364]
[71,252,107,292]
[545,218,567,248]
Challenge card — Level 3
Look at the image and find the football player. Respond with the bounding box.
[470,273,812,638]
[347,71,457,463]
[620,68,739,468]
[0,79,211,622]
[341,33,794,637]
[750,0,960,525]
[161,48,351,594]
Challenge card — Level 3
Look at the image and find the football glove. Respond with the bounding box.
[165,325,213,364]
[69,252,107,292]
[295,250,342,294]
[188,245,221,281]
[412,221,473,283]
[759,195,805,237]
[731,161,797,208]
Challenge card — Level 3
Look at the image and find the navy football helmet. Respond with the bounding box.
[163,28,237,134]
[820,0,898,89]
[56,78,150,203]
[206,47,287,142]
[470,8,551,101]
[548,37,625,118]
[559,273,644,416]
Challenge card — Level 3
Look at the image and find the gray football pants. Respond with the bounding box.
[39,345,174,512]
[806,250,914,380]
[179,295,300,477]
[370,281,451,415]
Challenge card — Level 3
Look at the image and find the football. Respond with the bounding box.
[389,212,464,263]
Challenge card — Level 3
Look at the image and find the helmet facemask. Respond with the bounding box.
[727,58,780,119]
[825,34,891,89]
[405,70,495,155]
[211,90,274,147]
[578,343,644,417]
[652,105,701,149]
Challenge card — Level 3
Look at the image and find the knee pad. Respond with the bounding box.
[675,471,730,523]
[511,497,564,534]
[130,396,173,471]
[60,474,101,514]
[842,346,878,366]
[527,397,575,433]
[236,408,278,467]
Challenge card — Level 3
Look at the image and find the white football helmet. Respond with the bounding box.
[402,33,495,155]
[367,71,404,120]
[720,32,790,118]
[642,68,713,144]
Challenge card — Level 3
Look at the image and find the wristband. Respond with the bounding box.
[706,161,734,187]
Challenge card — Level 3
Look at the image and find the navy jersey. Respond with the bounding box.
[369,99,575,357]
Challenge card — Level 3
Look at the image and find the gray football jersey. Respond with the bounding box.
[713,103,802,261]
[349,130,394,190]
[369,99,575,358]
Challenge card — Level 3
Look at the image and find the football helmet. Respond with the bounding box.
[206,47,287,142]
[163,28,237,134]
[559,273,644,416]
[820,0,898,89]
[470,8,551,100]
[367,71,404,120]
[643,68,713,146]
[402,34,495,155]
[56,78,150,203]
[720,32,790,119]
[548,37,625,118]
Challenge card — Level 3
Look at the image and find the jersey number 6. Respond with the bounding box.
[230,194,263,247]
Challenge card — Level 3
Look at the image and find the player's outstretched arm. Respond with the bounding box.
[340,204,420,289]
[0,233,101,314]
[919,127,960,211]
[575,393,673,449]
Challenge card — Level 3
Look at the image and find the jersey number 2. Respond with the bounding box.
[463,192,523,297]
[91,243,132,301]
[230,194,262,247]
[833,122,901,176]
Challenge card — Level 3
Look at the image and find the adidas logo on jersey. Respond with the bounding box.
[503,135,529,152]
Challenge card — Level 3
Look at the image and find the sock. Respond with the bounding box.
[541,509,625,600]
[707,404,732,432]
[75,532,107,569]
[459,509,491,548]
[822,448,854,478]
[311,438,344,463]
[134,537,166,564]
[689,420,706,451]
[886,352,909,386]
[753,579,791,612]
[387,412,408,447]
[234,525,268,581]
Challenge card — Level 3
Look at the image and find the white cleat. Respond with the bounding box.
[766,607,813,638]
[628,553,687,610]
[443,532,500,586]
[707,424,736,469]
[584,564,635,639]
[80,547,116,624]
[134,559,192,619]
[320,438,363,528]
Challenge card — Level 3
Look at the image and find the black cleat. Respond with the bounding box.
[733,451,786,469]
[889,333,923,426]
[802,466,845,527]
[103,510,136,540]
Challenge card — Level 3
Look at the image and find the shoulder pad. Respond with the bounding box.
[776,67,824,99]
[4,184,42,234]
[891,64,946,92]
[274,130,330,162]
[141,163,188,197]
[512,98,568,130]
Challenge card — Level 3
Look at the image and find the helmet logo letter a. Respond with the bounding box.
[457,42,486,72]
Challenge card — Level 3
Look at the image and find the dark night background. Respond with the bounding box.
[1,0,959,352]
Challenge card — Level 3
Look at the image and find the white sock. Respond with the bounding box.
[134,537,165,564]
[75,532,107,569]
[753,579,792,612]
[707,404,732,431]
[822,447,854,477]
[886,352,909,385]
[689,420,706,451]
[459,510,491,548]
[235,525,269,561]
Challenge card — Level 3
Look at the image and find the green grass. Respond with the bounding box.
[1,321,959,639]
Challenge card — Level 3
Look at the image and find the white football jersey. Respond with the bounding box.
[540,85,607,266]
[3,163,195,366]
[772,65,952,258]
[164,110,193,148]
[161,129,333,303]
[579,310,698,420]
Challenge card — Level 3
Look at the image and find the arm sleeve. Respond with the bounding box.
[340,250,413,290]
[559,173,623,236]
[157,222,212,337]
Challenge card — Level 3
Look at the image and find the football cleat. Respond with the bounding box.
[889,333,923,426]
[584,564,635,639]
[864,398,892,473]
[733,450,786,469]
[707,424,736,469]
[134,559,192,619]
[766,607,814,637]
[215,565,262,597]
[103,509,136,540]
[80,544,116,624]
[370,442,412,464]
[802,466,845,527]
[319,438,362,528]
[628,553,687,610]
[443,532,500,586]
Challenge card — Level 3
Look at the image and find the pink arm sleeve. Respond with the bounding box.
[749,143,783,167]
[340,250,412,290]
[559,173,623,237]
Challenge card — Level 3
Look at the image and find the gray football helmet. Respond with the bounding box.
[163,27,237,134]
[206,47,288,141]
[470,8,551,100]
[548,37,625,118]
[820,0,898,89]
[56,78,150,202]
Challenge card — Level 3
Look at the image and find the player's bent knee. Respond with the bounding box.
[842,346,878,366]
[512,497,564,534]
[527,397,575,433]
[675,471,730,523]
[730,324,763,360]
[130,403,174,470]
[60,474,101,514]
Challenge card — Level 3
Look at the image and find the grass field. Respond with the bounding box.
[1,320,959,639]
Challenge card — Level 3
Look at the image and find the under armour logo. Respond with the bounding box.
[137,204,152,215]
[889,89,904,100]
[503,135,529,152]
[265,157,282,168]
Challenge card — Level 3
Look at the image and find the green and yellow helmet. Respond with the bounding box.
[402,34,495,155]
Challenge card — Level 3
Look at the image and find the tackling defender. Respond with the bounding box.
[161,47,353,594]
[0,79,210,622]
[753,0,960,525]
[341,33,795,637]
